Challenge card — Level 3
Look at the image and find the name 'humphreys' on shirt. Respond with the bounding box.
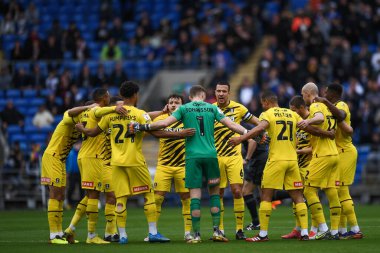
[109,114,137,121]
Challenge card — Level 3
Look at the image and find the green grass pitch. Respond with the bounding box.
[0,204,378,253]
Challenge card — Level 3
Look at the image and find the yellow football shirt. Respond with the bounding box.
[98,106,151,167]
[77,106,108,159]
[44,111,81,161]
[308,102,338,157]
[154,113,185,167]
[259,107,301,161]
[296,128,311,168]
[213,100,253,156]
[334,101,354,150]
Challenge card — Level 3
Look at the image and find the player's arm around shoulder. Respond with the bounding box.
[75,114,109,137]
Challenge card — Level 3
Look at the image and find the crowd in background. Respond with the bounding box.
[1,0,380,178]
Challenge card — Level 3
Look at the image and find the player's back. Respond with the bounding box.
[44,111,81,161]
[259,107,300,161]
[154,113,185,167]
[296,128,311,168]
[78,107,107,160]
[334,101,355,150]
[173,101,224,159]
[99,105,151,167]
[308,102,338,157]
[213,100,252,157]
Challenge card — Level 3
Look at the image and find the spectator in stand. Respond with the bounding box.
[30,63,45,88]
[209,68,228,88]
[213,42,233,72]
[139,11,153,37]
[110,17,124,41]
[195,44,211,68]
[45,68,59,93]
[43,35,63,60]
[12,67,31,89]
[63,22,80,53]
[95,19,109,42]
[45,94,60,115]
[23,30,41,60]
[237,76,258,107]
[28,143,41,173]
[0,12,16,34]
[74,36,90,61]
[25,2,39,26]
[11,40,25,60]
[110,62,127,85]
[0,65,12,90]
[15,10,27,35]
[100,38,122,60]
[318,55,333,84]
[77,65,94,88]
[47,19,63,43]
[93,64,109,86]
[66,141,84,208]
[32,105,54,128]
[0,100,24,131]
[371,46,380,72]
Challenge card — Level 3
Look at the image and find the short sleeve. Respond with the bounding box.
[336,101,348,114]
[214,105,225,122]
[139,110,152,124]
[309,103,323,117]
[98,114,109,131]
[62,111,77,125]
[259,111,269,123]
[171,106,183,121]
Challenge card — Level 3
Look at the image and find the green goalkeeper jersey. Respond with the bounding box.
[172,100,225,159]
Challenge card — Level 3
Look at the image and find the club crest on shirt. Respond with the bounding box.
[143,113,151,121]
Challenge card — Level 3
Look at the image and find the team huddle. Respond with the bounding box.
[40,80,363,244]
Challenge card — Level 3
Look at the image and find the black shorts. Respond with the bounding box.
[244,151,268,186]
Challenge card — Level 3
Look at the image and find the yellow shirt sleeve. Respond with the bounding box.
[309,103,323,117]
[93,106,116,118]
[98,114,110,131]
[259,111,270,123]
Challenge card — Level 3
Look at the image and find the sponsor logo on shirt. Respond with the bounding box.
[133,185,149,193]
[82,181,94,188]
[208,178,220,184]
[294,181,303,187]
[41,177,51,183]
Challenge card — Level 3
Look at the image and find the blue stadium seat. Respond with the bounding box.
[26,107,39,116]
[54,115,62,125]
[7,125,22,135]
[30,98,45,106]
[6,89,22,98]
[13,98,28,107]
[23,89,37,98]
[30,134,47,143]
[103,61,116,75]
[10,133,27,143]
[0,90,3,98]
[24,125,40,134]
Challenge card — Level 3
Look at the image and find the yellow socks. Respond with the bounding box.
[233,197,244,231]
[304,186,326,225]
[144,192,157,223]
[105,203,116,236]
[115,197,127,230]
[86,198,99,235]
[259,201,272,232]
[48,199,60,238]
[219,197,224,231]
[295,203,308,230]
[154,194,164,222]
[69,196,88,228]
[58,200,63,234]
[293,202,300,227]
[181,198,192,233]
[324,187,341,231]
[339,186,358,230]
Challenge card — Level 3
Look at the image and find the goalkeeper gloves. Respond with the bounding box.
[126,122,151,135]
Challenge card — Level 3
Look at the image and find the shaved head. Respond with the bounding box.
[301,82,319,106]
[301,82,319,95]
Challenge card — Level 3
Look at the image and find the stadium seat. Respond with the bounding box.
[24,125,40,134]
[30,98,45,106]
[10,133,27,143]
[30,134,47,143]
[6,89,21,98]
[26,107,39,116]
[13,98,28,107]
[23,89,37,98]
[7,125,23,134]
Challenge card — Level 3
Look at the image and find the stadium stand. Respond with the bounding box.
[0,0,379,207]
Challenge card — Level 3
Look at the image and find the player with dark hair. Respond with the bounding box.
[314,84,363,239]
[75,81,192,244]
[126,85,248,243]
[213,81,260,239]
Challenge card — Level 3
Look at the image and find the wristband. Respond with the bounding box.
[140,124,151,131]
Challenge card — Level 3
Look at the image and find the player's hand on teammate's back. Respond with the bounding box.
[126,122,140,135]
[229,136,242,147]
[297,119,310,129]
[115,104,128,116]
[178,128,196,137]
[313,96,327,104]
[326,129,336,140]
[75,122,85,132]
